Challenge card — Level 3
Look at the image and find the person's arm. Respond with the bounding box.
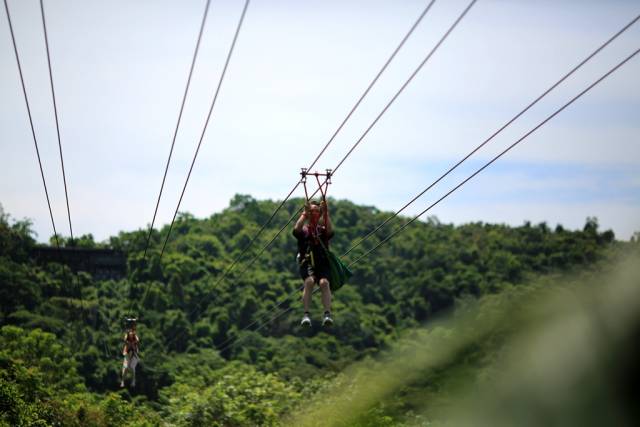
[294,205,309,235]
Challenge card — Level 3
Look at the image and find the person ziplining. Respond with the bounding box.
[294,170,334,327]
[294,169,352,328]
[120,318,140,388]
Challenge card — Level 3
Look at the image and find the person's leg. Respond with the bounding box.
[302,276,315,313]
[130,357,137,387]
[120,359,127,387]
[318,278,332,313]
[300,275,315,326]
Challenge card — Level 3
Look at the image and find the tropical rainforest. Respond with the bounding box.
[1,195,638,426]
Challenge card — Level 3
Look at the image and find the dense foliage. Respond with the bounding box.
[0,196,632,425]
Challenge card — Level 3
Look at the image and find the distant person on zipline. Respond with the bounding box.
[294,199,334,327]
[120,322,140,388]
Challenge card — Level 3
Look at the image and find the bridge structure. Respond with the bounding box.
[30,246,127,280]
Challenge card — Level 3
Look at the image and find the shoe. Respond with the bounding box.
[300,313,311,327]
[322,312,333,327]
[131,380,136,388]
[120,381,125,388]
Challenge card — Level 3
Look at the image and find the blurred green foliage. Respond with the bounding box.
[0,197,632,425]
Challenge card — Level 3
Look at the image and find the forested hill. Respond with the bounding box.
[0,195,631,426]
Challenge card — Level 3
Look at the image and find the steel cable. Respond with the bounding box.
[140,0,251,310]
[40,0,73,242]
[215,32,640,357]
[206,0,479,353]
[170,0,439,308]
[161,1,441,344]
[143,0,213,258]
[348,47,640,268]
[3,0,60,247]
[341,12,640,259]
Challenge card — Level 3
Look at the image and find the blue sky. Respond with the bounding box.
[1,0,639,243]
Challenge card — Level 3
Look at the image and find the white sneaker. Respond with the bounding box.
[322,312,333,327]
[300,313,311,327]
[120,381,125,388]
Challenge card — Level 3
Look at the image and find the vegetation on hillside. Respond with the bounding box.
[0,196,635,426]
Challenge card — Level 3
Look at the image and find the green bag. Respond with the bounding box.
[319,241,353,292]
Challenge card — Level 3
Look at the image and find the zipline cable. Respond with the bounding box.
[209,0,479,352]
[39,0,91,326]
[217,38,640,357]
[332,0,476,175]
[3,0,60,247]
[134,0,213,317]
[306,0,437,173]
[143,0,213,258]
[228,0,478,280]
[348,47,640,267]
[140,0,251,308]
[222,47,640,355]
[215,286,303,355]
[341,12,640,259]
[217,291,305,355]
[162,1,443,346]
[40,0,73,242]
[158,0,250,260]
[5,0,90,332]
[180,0,439,317]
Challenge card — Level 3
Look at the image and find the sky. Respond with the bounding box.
[1,0,639,244]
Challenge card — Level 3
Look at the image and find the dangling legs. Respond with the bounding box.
[318,278,331,313]
[319,278,333,326]
[130,356,137,387]
[120,357,127,387]
[302,276,315,313]
[301,276,315,326]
